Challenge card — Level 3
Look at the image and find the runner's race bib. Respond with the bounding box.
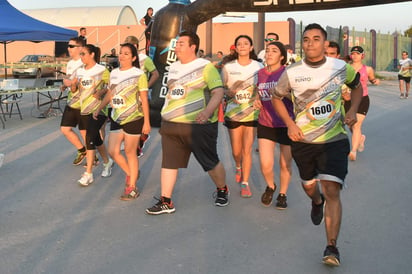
[81,76,95,89]
[235,89,252,104]
[168,84,186,100]
[111,94,126,109]
[306,100,336,120]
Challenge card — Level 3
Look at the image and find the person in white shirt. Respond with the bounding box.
[60,37,87,166]
[257,32,279,64]
[398,51,412,98]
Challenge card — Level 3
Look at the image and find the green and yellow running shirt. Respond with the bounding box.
[139,53,157,73]
[66,58,83,109]
[109,67,148,125]
[222,59,263,122]
[272,57,359,144]
[161,58,223,123]
[77,64,110,115]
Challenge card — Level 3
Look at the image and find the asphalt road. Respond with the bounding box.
[0,79,411,274]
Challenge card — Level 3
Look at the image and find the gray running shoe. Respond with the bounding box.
[101,158,114,177]
[78,172,93,187]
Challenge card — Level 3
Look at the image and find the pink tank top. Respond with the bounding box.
[358,65,368,96]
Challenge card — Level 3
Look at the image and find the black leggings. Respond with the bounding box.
[84,114,107,150]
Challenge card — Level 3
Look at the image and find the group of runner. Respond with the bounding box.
[58,23,393,267]
[60,36,153,200]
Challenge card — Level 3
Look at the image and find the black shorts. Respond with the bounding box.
[224,119,257,129]
[398,75,411,83]
[80,114,107,150]
[160,121,220,172]
[257,123,291,145]
[291,138,350,185]
[60,106,86,130]
[344,95,370,115]
[110,118,143,135]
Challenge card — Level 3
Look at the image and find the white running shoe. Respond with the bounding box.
[0,153,4,168]
[78,172,94,186]
[101,158,114,177]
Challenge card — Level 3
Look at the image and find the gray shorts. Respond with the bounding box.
[160,121,220,172]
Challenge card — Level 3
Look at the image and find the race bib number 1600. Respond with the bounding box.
[306,100,336,121]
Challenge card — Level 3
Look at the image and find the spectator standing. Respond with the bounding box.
[213,50,224,72]
[79,27,87,44]
[221,45,236,66]
[140,7,154,55]
[106,48,119,70]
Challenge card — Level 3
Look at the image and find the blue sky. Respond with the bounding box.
[7,0,412,33]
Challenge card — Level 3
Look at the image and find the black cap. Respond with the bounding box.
[350,46,364,54]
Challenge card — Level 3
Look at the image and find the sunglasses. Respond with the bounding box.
[265,38,278,42]
[68,44,80,48]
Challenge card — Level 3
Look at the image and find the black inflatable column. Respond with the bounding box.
[148,0,197,127]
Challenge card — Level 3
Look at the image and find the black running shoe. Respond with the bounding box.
[139,133,150,150]
[137,147,144,158]
[73,150,86,165]
[323,245,340,266]
[261,186,276,207]
[215,186,229,207]
[146,197,175,215]
[311,194,325,225]
[275,193,287,209]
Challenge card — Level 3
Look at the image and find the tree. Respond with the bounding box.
[404,26,412,37]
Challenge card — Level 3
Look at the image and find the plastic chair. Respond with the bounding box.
[0,93,23,120]
[0,111,5,129]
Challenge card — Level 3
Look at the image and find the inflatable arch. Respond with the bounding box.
[148,0,408,126]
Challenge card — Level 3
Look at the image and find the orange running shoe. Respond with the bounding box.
[235,167,242,183]
[240,183,252,198]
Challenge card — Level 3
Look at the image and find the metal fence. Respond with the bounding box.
[293,21,412,71]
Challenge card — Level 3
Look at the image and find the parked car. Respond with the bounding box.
[12,55,56,78]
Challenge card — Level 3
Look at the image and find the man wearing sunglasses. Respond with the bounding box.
[257,32,279,64]
[60,37,88,166]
